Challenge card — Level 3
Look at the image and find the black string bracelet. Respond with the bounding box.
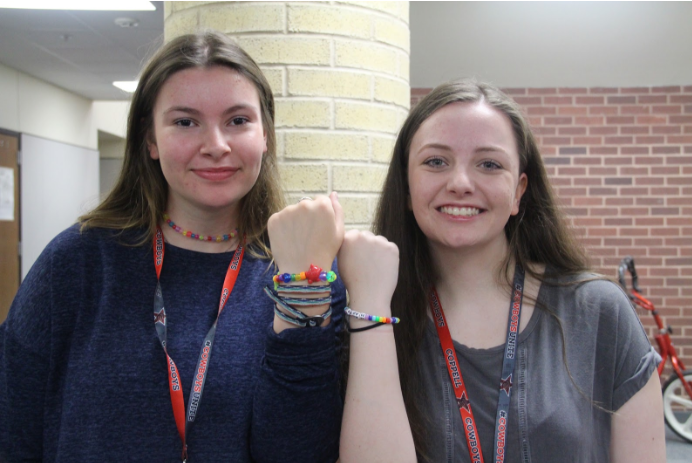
[345,319,386,333]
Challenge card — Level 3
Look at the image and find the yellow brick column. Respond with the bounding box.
[164,1,410,228]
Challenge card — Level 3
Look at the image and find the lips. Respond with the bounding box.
[438,206,481,217]
[192,167,238,181]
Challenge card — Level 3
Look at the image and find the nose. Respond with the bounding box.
[200,126,231,158]
[447,165,474,195]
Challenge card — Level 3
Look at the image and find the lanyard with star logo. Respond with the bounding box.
[152,226,245,462]
[429,264,525,463]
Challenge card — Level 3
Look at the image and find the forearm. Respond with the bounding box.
[340,314,416,463]
[609,373,666,463]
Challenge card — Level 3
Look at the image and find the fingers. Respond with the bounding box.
[293,194,335,219]
[268,194,343,272]
[339,230,399,276]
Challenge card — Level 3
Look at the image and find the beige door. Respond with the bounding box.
[0,132,20,323]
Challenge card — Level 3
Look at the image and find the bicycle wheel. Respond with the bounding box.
[662,369,692,443]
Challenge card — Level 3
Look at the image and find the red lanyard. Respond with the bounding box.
[153,227,245,462]
[429,265,525,463]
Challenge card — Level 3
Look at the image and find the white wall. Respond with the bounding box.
[20,134,99,279]
[0,62,97,149]
[99,157,124,197]
[410,2,692,88]
[99,138,126,159]
[0,64,138,277]
[93,101,130,139]
[0,65,130,151]
[0,63,19,132]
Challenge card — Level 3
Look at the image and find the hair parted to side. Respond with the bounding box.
[373,79,589,458]
[79,30,285,257]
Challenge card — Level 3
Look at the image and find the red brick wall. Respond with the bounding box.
[411,86,692,372]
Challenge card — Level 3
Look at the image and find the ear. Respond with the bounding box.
[511,173,528,216]
[262,129,268,154]
[147,131,159,160]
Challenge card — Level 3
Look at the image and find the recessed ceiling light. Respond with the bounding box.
[114,17,139,28]
[0,1,155,10]
[113,81,138,93]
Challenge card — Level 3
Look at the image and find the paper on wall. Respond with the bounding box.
[0,167,15,221]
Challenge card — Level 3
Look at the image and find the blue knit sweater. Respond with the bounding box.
[0,225,345,462]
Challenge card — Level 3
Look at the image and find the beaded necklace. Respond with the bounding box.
[163,213,238,243]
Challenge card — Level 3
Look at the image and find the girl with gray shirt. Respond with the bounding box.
[338,80,665,463]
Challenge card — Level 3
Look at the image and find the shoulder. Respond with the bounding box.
[39,225,144,268]
[8,226,149,349]
[542,270,629,307]
[21,225,150,299]
[538,271,647,342]
[45,224,89,255]
[25,225,90,277]
[45,224,139,253]
[574,275,629,306]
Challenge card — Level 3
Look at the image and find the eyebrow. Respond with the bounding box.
[163,104,258,116]
[417,143,507,154]
[417,143,452,153]
[475,146,507,154]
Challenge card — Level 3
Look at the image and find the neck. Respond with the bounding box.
[430,239,513,313]
[161,198,240,253]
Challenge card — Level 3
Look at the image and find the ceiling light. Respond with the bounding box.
[114,17,139,28]
[0,1,155,10]
[113,81,138,93]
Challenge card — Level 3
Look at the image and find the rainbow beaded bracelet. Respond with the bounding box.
[344,307,400,325]
[273,264,337,289]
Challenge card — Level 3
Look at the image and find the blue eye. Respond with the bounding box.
[480,160,501,170]
[424,157,446,168]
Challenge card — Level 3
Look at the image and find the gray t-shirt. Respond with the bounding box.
[418,273,659,463]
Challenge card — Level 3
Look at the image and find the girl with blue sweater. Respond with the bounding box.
[0,31,345,463]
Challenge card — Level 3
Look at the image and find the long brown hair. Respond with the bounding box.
[80,31,284,256]
[373,79,589,457]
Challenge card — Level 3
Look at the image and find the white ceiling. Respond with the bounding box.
[0,1,163,100]
[0,2,690,101]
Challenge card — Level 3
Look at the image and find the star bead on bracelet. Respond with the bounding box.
[273,264,337,289]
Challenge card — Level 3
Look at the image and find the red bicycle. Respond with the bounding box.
[618,256,692,443]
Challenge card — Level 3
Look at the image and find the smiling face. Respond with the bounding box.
[147,65,267,222]
[407,101,528,257]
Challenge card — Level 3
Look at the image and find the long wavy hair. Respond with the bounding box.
[80,31,284,256]
[373,79,589,457]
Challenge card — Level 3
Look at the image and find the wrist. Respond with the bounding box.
[346,300,393,317]
[344,306,399,334]
[274,257,333,274]
[266,284,333,333]
[273,304,332,333]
